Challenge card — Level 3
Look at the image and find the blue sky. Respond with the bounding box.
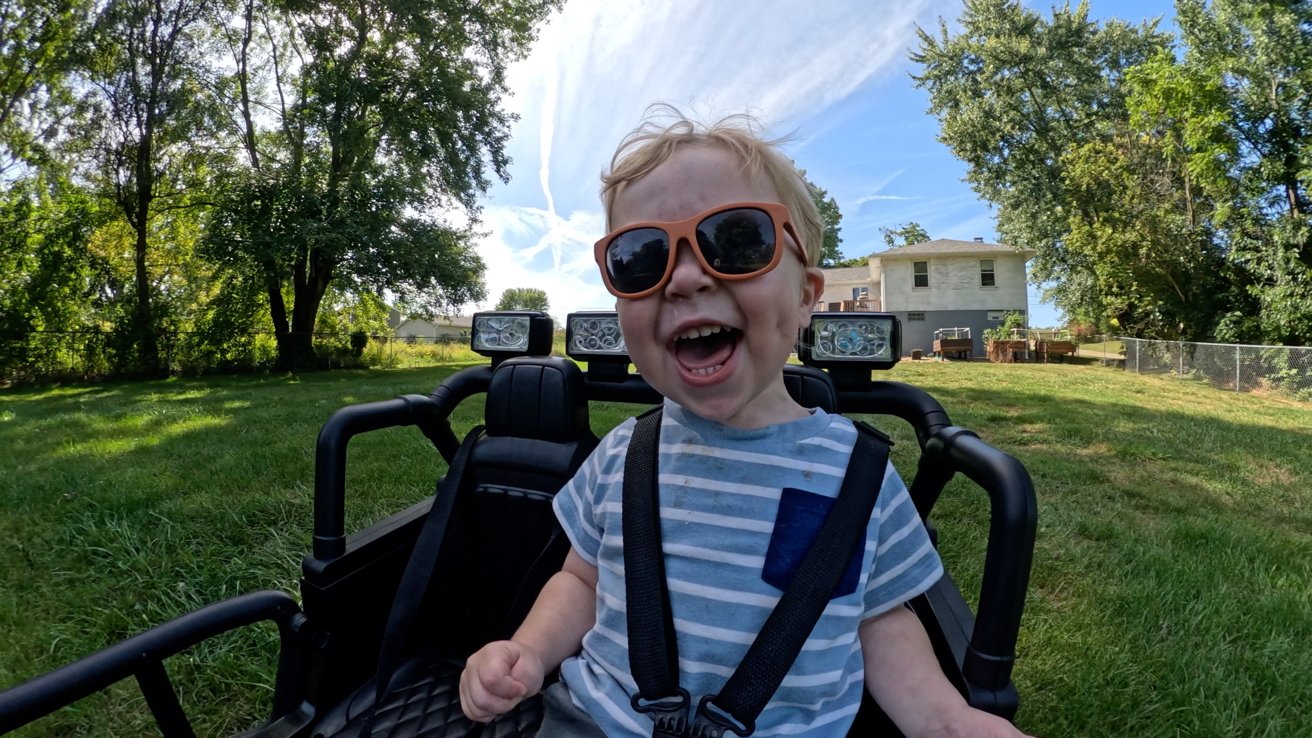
[470,0,1178,328]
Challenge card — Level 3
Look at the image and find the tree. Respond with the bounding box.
[880,222,929,250]
[804,175,845,267]
[1060,135,1230,340]
[80,0,215,373]
[204,0,562,369]
[0,0,92,174]
[1174,0,1312,345]
[495,287,550,312]
[912,0,1170,323]
[0,176,108,378]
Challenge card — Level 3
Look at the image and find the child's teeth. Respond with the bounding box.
[679,325,725,341]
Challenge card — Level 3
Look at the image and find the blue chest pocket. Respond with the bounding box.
[761,487,864,598]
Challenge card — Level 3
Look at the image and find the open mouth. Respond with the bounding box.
[671,324,741,377]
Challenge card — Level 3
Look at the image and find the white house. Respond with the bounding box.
[818,238,1036,356]
[394,315,474,342]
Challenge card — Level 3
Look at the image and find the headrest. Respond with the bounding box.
[782,364,838,414]
[485,357,591,442]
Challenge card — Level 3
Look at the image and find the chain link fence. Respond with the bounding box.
[1121,337,1312,402]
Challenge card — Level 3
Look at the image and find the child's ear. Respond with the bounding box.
[797,267,824,321]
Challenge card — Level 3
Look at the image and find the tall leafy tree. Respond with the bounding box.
[1175,0,1312,344]
[206,0,562,368]
[80,0,216,373]
[495,287,550,312]
[911,0,1170,324]
[1060,135,1230,339]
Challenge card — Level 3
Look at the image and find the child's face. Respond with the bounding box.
[608,145,823,429]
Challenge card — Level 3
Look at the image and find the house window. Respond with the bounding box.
[912,261,929,288]
[907,312,926,321]
[852,287,865,300]
[980,259,996,287]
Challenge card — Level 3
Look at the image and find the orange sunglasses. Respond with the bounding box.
[594,201,809,299]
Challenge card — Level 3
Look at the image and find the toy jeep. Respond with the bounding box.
[0,310,1036,737]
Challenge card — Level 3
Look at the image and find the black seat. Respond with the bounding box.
[313,363,846,738]
[311,357,598,738]
[783,364,839,413]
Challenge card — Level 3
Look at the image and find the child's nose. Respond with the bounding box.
[663,238,715,298]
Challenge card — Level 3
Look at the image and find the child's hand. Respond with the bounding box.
[922,705,1036,738]
[458,640,545,722]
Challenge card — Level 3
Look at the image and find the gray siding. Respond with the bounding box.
[891,309,1026,357]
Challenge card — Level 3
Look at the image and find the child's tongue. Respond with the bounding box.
[674,331,736,370]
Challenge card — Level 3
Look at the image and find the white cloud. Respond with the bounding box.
[853,193,918,204]
[510,0,953,198]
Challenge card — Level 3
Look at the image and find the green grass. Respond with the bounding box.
[2,360,1310,736]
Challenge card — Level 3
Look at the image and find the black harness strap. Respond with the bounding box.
[699,421,889,736]
[622,407,691,738]
[624,410,891,738]
[374,425,484,705]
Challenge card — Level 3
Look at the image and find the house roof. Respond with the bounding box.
[819,266,873,283]
[873,238,1036,259]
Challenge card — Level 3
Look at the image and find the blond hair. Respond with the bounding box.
[600,105,823,267]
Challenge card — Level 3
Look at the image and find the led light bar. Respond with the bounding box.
[799,312,900,371]
[470,310,553,362]
[566,311,628,359]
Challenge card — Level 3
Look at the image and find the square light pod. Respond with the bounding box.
[470,311,554,363]
[565,311,632,381]
[799,312,900,371]
[565,312,629,360]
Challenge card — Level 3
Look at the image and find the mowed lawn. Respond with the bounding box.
[1,358,1309,737]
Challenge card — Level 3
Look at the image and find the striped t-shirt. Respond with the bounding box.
[551,400,944,737]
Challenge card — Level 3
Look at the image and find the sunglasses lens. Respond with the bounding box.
[606,227,669,295]
[696,208,777,275]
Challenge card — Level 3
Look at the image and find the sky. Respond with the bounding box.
[468,0,1178,328]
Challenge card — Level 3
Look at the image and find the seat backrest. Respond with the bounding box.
[783,364,838,413]
[423,357,598,660]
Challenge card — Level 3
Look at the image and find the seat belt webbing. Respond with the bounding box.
[374,425,484,704]
[622,408,690,738]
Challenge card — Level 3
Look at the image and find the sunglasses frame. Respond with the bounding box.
[593,201,809,299]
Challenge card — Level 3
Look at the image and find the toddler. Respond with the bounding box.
[459,110,1033,738]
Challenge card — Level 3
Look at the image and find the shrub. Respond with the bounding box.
[349,330,369,358]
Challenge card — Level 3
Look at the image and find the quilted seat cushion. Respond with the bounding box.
[311,657,542,738]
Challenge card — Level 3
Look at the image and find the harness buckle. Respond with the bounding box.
[689,694,754,738]
[633,688,692,738]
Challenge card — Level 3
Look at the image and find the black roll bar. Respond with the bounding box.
[312,365,492,560]
[928,427,1037,691]
[0,591,306,735]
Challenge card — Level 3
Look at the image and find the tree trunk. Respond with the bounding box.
[132,99,159,375]
[272,250,333,370]
[132,219,159,373]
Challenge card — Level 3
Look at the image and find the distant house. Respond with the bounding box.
[818,238,1036,357]
[394,315,474,342]
[818,266,881,311]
